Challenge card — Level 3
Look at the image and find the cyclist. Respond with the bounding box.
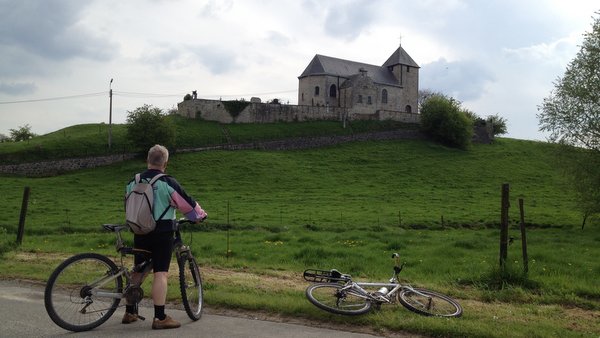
[123,144,207,329]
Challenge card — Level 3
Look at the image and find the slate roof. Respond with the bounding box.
[382,46,420,68]
[298,47,419,87]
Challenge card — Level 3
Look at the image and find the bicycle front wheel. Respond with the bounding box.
[305,283,372,315]
[178,252,203,320]
[44,253,123,332]
[398,288,462,317]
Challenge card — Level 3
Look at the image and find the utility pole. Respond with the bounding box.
[108,78,113,149]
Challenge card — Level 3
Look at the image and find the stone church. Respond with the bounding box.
[178,46,420,125]
[298,46,419,117]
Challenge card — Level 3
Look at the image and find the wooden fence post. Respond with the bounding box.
[226,200,231,260]
[499,184,510,270]
[519,198,529,274]
[16,186,30,245]
[398,210,402,227]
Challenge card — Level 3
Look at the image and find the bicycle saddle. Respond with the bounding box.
[103,224,128,232]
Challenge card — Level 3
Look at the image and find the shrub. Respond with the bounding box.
[9,124,36,142]
[126,104,176,151]
[420,95,473,149]
[487,114,508,136]
[223,99,250,119]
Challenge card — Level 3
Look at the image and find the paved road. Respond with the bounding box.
[0,280,385,338]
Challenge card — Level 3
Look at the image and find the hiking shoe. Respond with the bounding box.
[152,316,181,329]
[122,312,139,324]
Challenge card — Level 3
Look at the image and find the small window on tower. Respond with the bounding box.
[315,86,320,96]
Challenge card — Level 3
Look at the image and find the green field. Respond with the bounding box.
[0,122,598,337]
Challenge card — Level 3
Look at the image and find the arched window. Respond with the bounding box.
[405,105,412,113]
[329,84,337,97]
[381,89,388,104]
[301,93,304,102]
[314,86,320,96]
[358,95,363,103]
[367,96,372,105]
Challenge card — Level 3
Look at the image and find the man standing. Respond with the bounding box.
[124,144,207,329]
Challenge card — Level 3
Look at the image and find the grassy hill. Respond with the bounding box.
[0,133,579,233]
[0,117,413,163]
[1,121,598,337]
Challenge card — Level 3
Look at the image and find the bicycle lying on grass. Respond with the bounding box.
[303,253,462,317]
[44,219,203,332]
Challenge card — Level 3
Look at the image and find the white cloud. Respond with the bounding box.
[0,0,597,141]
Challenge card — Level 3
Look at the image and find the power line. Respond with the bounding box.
[0,92,106,105]
[113,91,183,98]
[0,88,298,105]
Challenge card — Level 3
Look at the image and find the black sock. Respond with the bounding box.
[154,305,166,320]
[126,304,137,314]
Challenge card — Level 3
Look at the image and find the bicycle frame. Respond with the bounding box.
[304,253,463,318]
[305,255,432,306]
[92,222,196,300]
[84,224,156,302]
[88,268,129,300]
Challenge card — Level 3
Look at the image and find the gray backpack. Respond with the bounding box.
[125,173,168,235]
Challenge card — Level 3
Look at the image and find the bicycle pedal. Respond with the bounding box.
[137,315,146,321]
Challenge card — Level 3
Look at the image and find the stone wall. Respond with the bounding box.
[177,98,421,124]
[0,153,138,177]
[0,130,427,177]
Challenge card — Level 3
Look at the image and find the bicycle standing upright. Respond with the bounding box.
[44,219,203,332]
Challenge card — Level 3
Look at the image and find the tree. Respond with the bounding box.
[538,12,600,151]
[126,104,176,151]
[420,94,473,149]
[9,124,35,141]
[418,89,442,112]
[538,12,600,228]
[487,114,508,136]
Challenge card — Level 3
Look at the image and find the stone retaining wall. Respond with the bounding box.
[1,130,426,177]
[0,153,138,177]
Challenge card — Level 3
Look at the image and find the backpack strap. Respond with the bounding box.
[135,173,142,183]
[148,173,167,185]
[148,173,170,222]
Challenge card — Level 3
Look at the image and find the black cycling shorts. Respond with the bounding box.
[133,231,174,273]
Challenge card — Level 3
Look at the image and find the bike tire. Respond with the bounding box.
[44,253,123,332]
[398,288,462,317]
[178,252,203,320]
[305,283,372,316]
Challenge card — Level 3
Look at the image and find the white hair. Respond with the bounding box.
[147,144,169,166]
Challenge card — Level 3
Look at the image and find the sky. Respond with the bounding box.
[0,0,598,141]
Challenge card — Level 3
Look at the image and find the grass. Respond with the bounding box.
[0,120,598,337]
[0,138,582,234]
[0,118,413,163]
[2,226,599,337]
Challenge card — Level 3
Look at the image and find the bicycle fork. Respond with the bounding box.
[177,246,201,287]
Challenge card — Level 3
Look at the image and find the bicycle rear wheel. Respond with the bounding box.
[44,253,123,331]
[305,283,372,315]
[178,252,203,320]
[398,288,462,317]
